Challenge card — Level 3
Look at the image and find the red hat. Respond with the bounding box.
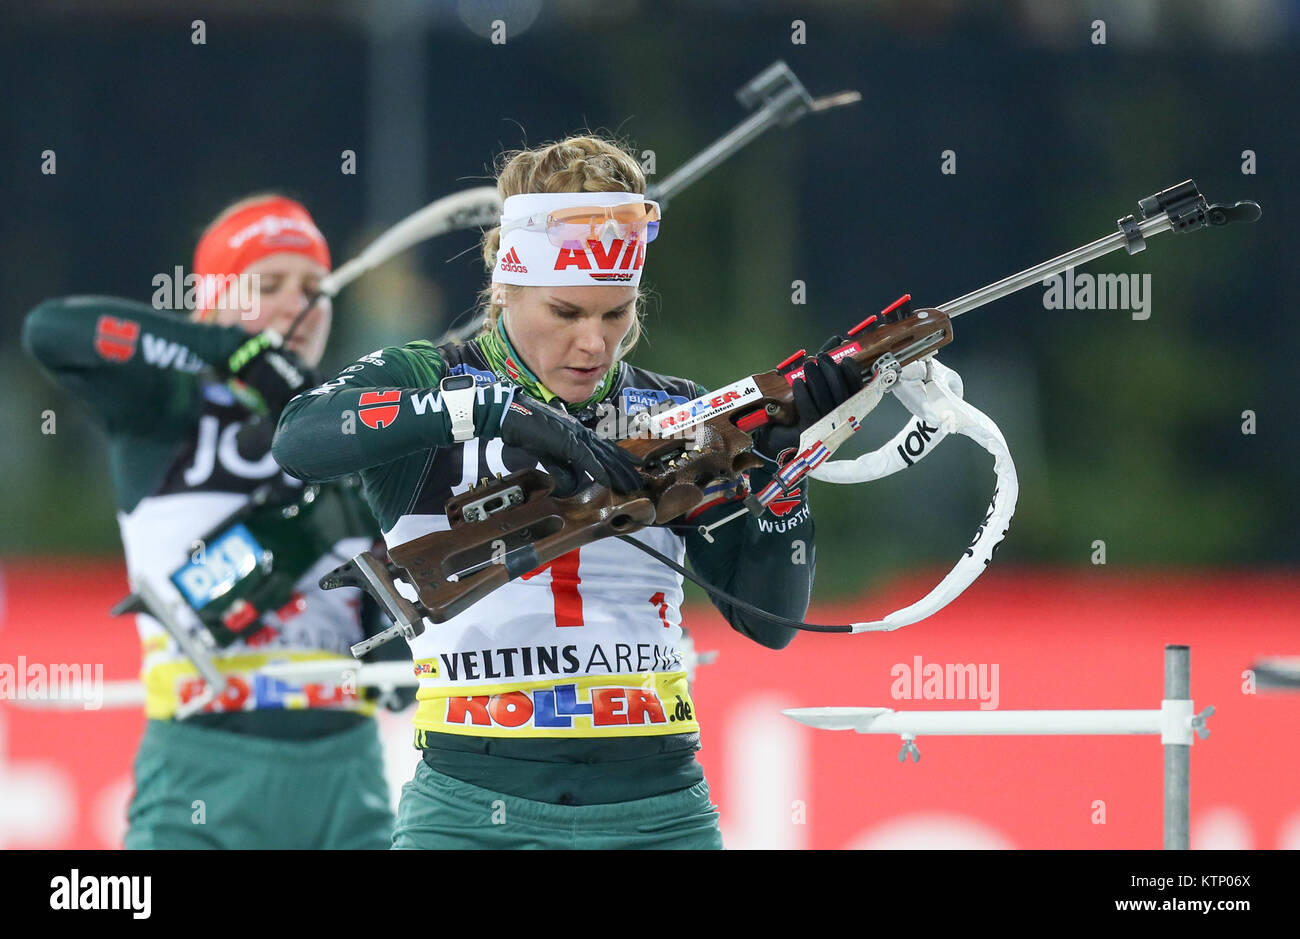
[193,196,330,318]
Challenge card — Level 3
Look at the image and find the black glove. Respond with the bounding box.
[751,349,864,466]
[498,394,643,497]
[220,330,319,417]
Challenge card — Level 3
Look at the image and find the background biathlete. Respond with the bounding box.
[23,194,407,849]
[273,137,862,849]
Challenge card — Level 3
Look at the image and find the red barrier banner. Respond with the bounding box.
[689,568,1300,849]
[1,560,1296,849]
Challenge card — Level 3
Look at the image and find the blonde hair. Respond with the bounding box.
[477,135,648,359]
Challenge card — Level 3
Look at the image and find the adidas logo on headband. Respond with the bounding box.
[499,247,528,274]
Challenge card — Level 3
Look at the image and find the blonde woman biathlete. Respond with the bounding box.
[273,137,862,849]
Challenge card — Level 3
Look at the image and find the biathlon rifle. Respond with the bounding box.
[326,180,1260,654]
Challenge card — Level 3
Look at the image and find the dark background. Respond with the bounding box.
[3,0,1295,596]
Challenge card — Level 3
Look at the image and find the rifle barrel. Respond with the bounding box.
[938,212,1173,319]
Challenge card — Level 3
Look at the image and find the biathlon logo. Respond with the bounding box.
[94,315,140,362]
[499,247,528,274]
[554,237,645,276]
[620,387,688,416]
[442,682,687,730]
[358,390,401,429]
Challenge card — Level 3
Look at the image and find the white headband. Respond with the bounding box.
[493,192,652,287]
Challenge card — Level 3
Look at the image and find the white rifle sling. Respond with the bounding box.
[809,358,1019,632]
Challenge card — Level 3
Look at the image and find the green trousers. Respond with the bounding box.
[392,760,724,850]
[125,718,394,849]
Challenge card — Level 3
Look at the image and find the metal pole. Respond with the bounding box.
[1164,644,1191,850]
[649,91,799,207]
[811,709,1164,735]
[363,3,431,230]
[937,213,1173,320]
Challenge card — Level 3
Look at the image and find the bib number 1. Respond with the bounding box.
[522,549,584,627]
[523,551,675,631]
[649,591,670,628]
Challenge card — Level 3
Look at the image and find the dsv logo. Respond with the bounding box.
[897,420,941,466]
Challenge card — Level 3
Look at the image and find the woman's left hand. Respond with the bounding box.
[750,350,864,466]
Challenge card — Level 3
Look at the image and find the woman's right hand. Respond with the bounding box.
[220,329,319,416]
[498,394,643,497]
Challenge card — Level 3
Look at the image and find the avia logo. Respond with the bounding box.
[358,390,401,429]
[554,237,645,273]
[767,488,804,517]
[499,247,528,274]
[93,315,140,362]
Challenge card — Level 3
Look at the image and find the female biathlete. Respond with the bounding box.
[272,137,862,849]
[23,194,405,849]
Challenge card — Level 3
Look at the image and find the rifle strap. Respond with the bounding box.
[811,357,1019,632]
[623,357,1018,637]
[616,534,852,633]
